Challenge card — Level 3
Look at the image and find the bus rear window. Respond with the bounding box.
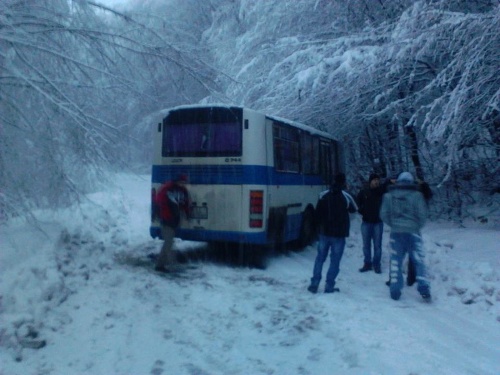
[162,107,243,157]
[163,122,242,157]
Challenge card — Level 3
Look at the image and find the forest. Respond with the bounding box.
[1,0,499,222]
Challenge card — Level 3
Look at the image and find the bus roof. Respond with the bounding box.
[159,104,336,140]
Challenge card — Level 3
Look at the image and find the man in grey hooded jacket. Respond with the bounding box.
[380,172,431,301]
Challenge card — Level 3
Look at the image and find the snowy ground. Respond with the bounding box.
[1,173,499,375]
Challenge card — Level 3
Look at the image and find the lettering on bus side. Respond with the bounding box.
[171,159,183,163]
[225,157,242,163]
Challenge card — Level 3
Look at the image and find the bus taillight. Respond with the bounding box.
[249,190,264,228]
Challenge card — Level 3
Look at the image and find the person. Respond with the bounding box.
[380,171,431,301]
[155,174,190,272]
[307,173,358,294]
[385,175,433,287]
[356,173,386,274]
[405,178,434,285]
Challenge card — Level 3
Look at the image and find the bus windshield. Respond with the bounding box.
[162,107,243,157]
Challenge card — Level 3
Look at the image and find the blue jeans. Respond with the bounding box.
[310,235,346,289]
[361,222,383,267]
[389,232,430,296]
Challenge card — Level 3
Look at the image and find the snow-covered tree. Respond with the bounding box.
[1,0,497,222]
[0,0,218,220]
[201,0,499,219]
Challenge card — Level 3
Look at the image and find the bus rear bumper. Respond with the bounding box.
[150,226,269,245]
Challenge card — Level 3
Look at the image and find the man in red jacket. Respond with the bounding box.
[155,174,190,272]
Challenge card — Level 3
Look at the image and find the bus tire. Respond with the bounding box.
[298,206,316,248]
[267,207,287,249]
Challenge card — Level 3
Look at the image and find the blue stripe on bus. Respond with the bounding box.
[150,212,302,245]
[152,165,324,185]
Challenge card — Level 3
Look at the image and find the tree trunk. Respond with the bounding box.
[404,125,424,181]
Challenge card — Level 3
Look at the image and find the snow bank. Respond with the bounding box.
[1,173,499,374]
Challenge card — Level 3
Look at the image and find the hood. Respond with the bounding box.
[388,183,418,196]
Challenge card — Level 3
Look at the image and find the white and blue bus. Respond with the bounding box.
[150,105,343,248]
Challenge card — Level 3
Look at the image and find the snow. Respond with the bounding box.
[1,173,499,375]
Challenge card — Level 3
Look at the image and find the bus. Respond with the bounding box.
[150,105,344,248]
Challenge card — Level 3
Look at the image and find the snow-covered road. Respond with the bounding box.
[1,173,499,375]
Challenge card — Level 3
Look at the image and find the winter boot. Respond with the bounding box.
[154,265,169,273]
[324,284,340,293]
[390,290,401,301]
[421,292,432,302]
[418,285,431,302]
[359,263,372,272]
[307,285,318,294]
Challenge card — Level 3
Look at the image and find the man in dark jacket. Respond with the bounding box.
[356,173,386,274]
[155,174,190,272]
[308,173,358,294]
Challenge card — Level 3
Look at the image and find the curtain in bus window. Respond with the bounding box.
[212,123,241,154]
[301,133,320,175]
[273,123,300,173]
[312,137,320,174]
[163,122,242,157]
[331,141,339,174]
[319,142,332,183]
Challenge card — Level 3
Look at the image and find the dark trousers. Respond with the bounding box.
[407,257,416,286]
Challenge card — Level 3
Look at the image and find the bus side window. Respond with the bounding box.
[331,140,339,175]
[273,122,299,173]
[301,133,320,175]
[301,133,312,174]
[319,142,332,183]
[312,137,320,175]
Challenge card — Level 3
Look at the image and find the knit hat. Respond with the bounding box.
[369,173,380,183]
[397,172,414,183]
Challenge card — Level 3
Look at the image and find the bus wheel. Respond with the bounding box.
[298,207,316,248]
[238,244,268,269]
[208,242,267,269]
